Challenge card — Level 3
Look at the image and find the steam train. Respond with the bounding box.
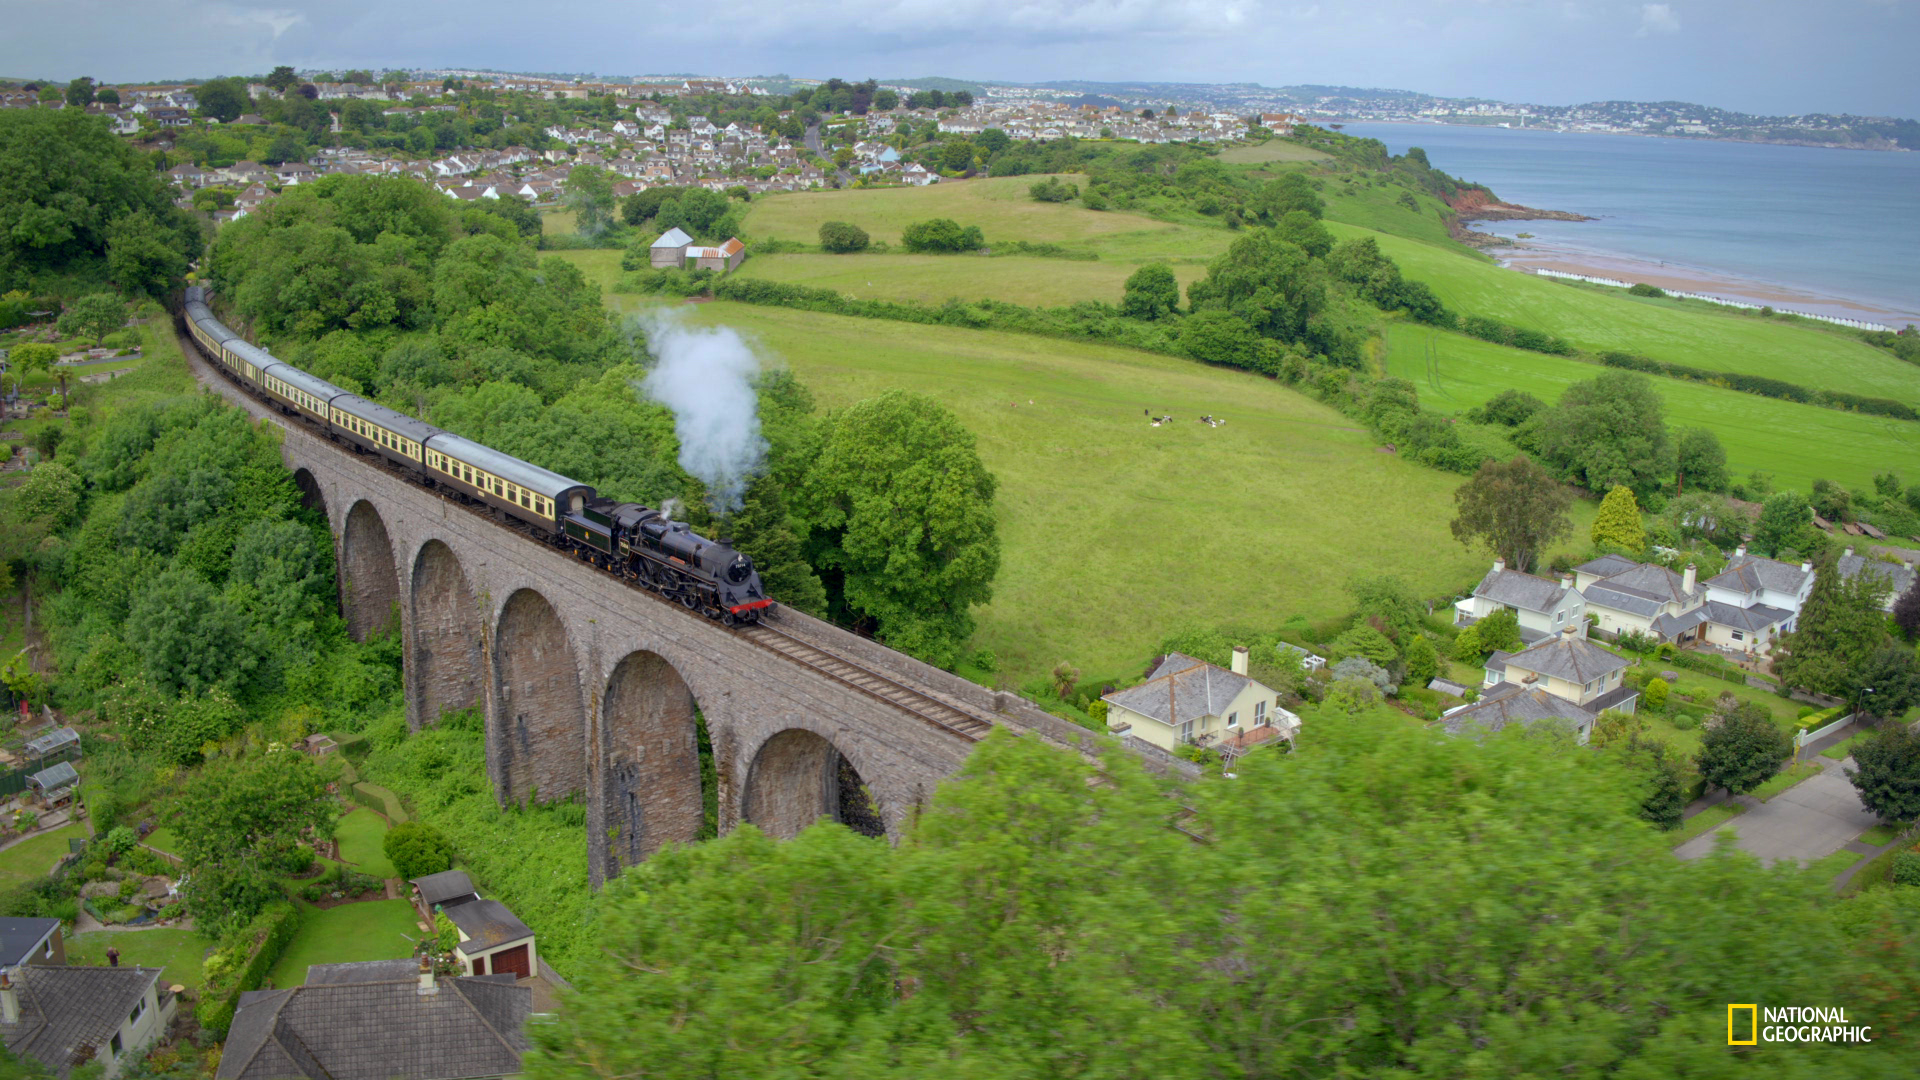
[180,286,775,625]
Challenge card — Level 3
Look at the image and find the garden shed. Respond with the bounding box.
[25,761,78,809]
[22,727,80,766]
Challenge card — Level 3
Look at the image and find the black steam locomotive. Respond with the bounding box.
[181,286,774,625]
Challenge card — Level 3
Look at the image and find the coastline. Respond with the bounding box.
[1325,116,1914,154]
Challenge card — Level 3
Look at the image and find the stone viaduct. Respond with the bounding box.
[184,344,1101,887]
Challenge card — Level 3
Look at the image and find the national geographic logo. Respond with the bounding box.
[1728,1005,1872,1045]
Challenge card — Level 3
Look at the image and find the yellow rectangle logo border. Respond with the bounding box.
[1728,1004,1758,1045]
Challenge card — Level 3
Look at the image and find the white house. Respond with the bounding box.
[1455,559,1586,643]
[1102,648,1300,752]
[1699,546,1815,656]
[1450,627,1638,744]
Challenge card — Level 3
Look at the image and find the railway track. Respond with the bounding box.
[174,315,999,745]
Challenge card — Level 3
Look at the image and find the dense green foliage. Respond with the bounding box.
[1847,726,1920,824]
[817,220,871,254]
[170,751,337,935]
[0,109,201,295]
[527,717,1915,1077]
[1449,455,1574,573]
[1696,703,1794,796]
[901,218,985,253]
[383,820,456,880]
[1774,552,1893,695]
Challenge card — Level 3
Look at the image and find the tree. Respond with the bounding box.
[1346,573,1424,644]
[1848,644,1920,721]
[1029,176,1078,203]
[94,87,118,105]
[1403,635,1439,686]
[1696,702,1793,796]
[1810,478,1852,523]
[1893,578,1920,639]
[64,77,95,107]
[872,89,900,111]
[1753,490,1811,557]
[798,390,999,668]
[170,750,335,933]
[832,145,854,170]
[12,460,82,527]
[266,65,299,93]
[1673,427,1728,493]
[1535,372,1671,495]
[1591,485,1648,553]
[1185,229,1327,347]
[1611,734,1687,829]
[565,164,617,238]
[1774,552,1890,695]
[1273,209,1333,259]
[817,220,870,254]
[1120,262,1179,320]
[1453,606,1522,664]
[1331,625,1397,667]
[900,218,983,253]
[55,292,125,345]
[1449,456,1574,573]
[123,567,251,696]
[1846,726,1920,824]
[196,77,251,123]
[384,821,456,879]
[1050,661,1080,700]
[1254,171,1323,220]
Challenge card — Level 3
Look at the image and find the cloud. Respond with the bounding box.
[1636,2,1680,35]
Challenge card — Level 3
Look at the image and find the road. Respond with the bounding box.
[802,123,851,185]
[1674,754,1880,867]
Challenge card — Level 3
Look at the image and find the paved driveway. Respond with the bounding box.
[1674,758,1879,866]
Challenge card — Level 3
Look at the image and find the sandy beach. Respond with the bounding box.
[1486,241,1920,328]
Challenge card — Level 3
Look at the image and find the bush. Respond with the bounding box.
[104,826,137,855]
[817,220,870,254]
[1891,850,1920,887]
[383,820,455,880]
[901,218,984,253]
[1644,678,1670,710]
[196,901,305,1039]
[1028,177,1079,203]
[1671,714,1700,731]
[1627,283,1667,298]
[299,882,324,902]
[279,843,316,876]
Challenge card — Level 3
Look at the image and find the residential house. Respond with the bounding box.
[234,184,275,212]
[1454,558,1586,643]
[900,163,938,186]
[148,107,190,128]
[1699,546,1815,656]
[1452,626,1638,743]
[275,161,317,185]
[1,964,176,1079]
[217,958,530,1080]
[649,226,694,268]
[1102,648,1301,751]
[166,163,208,188]
[1577,556,1708,644]
[0,920,63,975]
[1837,546,1914,612]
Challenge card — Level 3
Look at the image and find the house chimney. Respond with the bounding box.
[1801,559,1813,574]
[1843,546,1854,559]
[418,956,437,995]
[1734,544,1747,558]
[1562,624,1577,637]
[1492,557,1506,574]
[0,971,16,1024]
[1231,646,1248,676]
[1683,563,1697,595]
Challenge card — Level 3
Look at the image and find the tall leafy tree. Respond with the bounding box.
[1186,228,1327,347]
[798,390,999,668]
[1696,702,1793,796]
[565,164,617,238]
[1449,455,1573,573]
[1848,644,1920,721]
[1846,726,1920,823]
[170,750,335,933]
[1774,552,1890,695]
[1892,577,1920,638]
[54,292,124,345]
[1753,489,1811,557]
[1119,262,1179,320]
[1590,484,1648,553]
[1536,371,1671,495]
[1673,426,1728,493]
[64,76,96,107]
[265,65,299,93]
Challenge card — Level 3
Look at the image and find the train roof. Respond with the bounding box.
[425,431,594,502]
[259,361,352,404]
[226,338,278,369]
[330,393,442,445]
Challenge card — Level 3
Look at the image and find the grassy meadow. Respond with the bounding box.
[1216,140,1333,166]
[734,252,1208,308]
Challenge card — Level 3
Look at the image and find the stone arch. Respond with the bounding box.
[292,467,327,517]
[409,539,483,728]
[341,500,401,643]
[600,651,711,875]
[741,729,886,841]
[492,588,586,807]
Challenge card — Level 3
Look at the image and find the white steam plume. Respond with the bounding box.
[634,310,768,515]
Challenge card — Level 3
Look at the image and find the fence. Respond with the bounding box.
[1530,269,1895,332]
[1796,712,1855,749]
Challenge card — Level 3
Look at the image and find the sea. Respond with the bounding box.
[1334,122,1920,325]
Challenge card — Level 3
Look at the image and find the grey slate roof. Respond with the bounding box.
[1504,632,1630,685]
[1442,682,1594,737]
[1649,607,1711,637]
[1575,554,1640,579]
[1582,582,1664,618]
[1473,568,1572,615]
[1710,554,1811,597]
[1102,653,1255,728]
[412,870,479,910]
[218,966,530,1080]
[1484,650,1513,676]
[1838,553,1913,602]
[651,226,693,248]
[446,899,533,952]
[308,959,417,985]
[0,918,60,969]
[1587,685,1643,713]
[0,965,161,1078]
[1704,601,1794,632]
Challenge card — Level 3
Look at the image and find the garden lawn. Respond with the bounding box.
[1856,823,1906,847]
[1383,322,1920,492]
[668,298,1599,684]
[1753,762,1822,802]
[141,827,181,858]
[1822,731,1874,760]
[734,253,1210,309]
[268,899,420,988]
[1802,846,1864,881]
[742,176,1236,261]
[68,929,207,992]
[1343,222,1920,404]
[1671,801,1746,846]
[333,808,397,879]
[0,824,86,890]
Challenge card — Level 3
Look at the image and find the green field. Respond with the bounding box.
[734,252,1208,308]
[69,929,208,991]
[1339,223,1920,403]
[743,176,1235,262]
[667,298,1595,682]
[268,899,420,988]
[1216,141,1332,166]
[0,824,85,890]
[1385,323,1920,491]
[334,808,397,879]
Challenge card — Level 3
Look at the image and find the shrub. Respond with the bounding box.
[1891,850,1920,887]
[901,218,984,253]
[197,901,305,1039]
[1671,714,1700,731]
[1644,678,1671,710]
[383,820,455,880]
[817,220,870,254]
[104,826,137,855]
[299,882,324,902]
[1627,283,1667,298]
[1028,177,1078,203]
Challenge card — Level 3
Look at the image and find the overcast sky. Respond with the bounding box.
[4,0,1912,117]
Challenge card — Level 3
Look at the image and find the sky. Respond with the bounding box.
[3,0,1913,118]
